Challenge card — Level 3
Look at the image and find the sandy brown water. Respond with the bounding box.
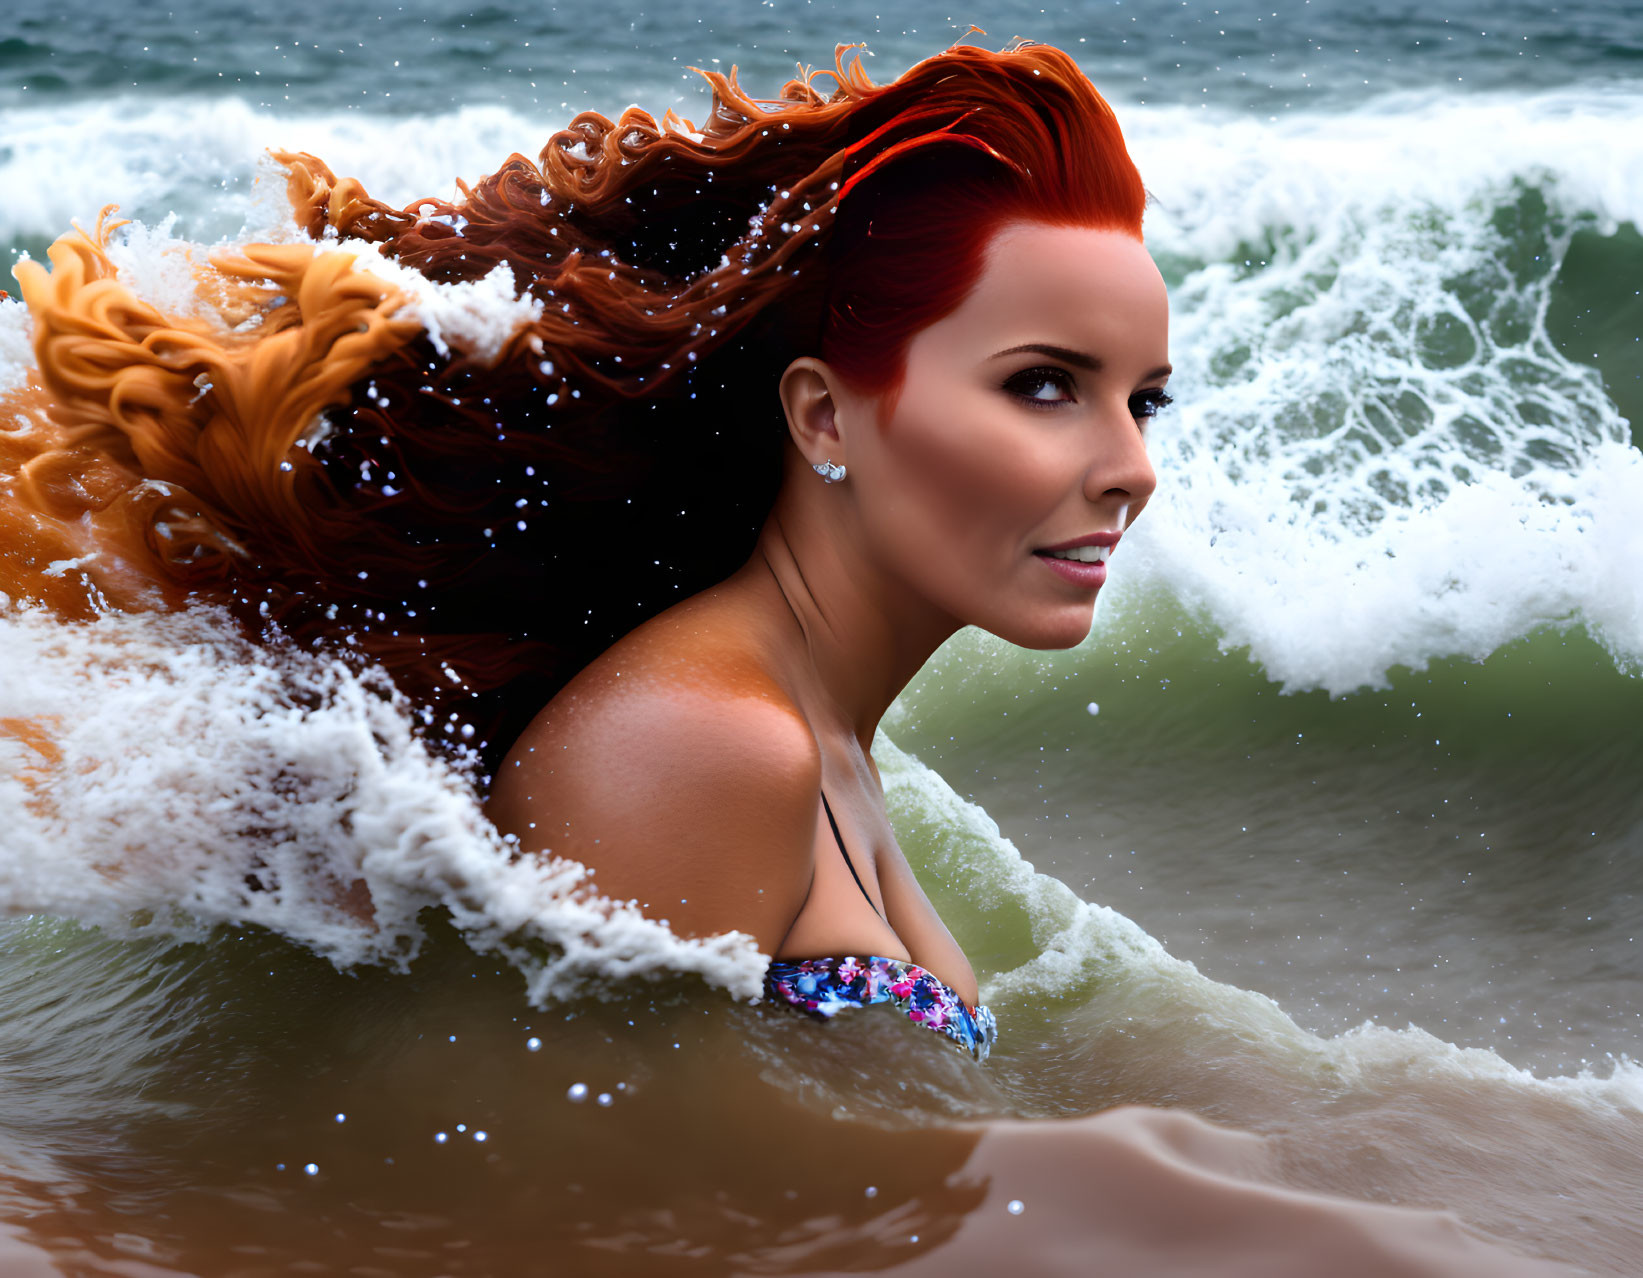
[0,916,1631,1276]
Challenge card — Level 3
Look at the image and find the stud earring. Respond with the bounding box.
[812,459,847,484]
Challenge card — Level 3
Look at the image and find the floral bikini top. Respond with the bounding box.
[763,795,998,1063]
[765,954,998,1061]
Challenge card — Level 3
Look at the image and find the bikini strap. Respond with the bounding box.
[820,791,886,922]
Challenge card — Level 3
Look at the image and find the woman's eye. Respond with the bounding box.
[1130,389,1174,421]
[1004,367,1076,406]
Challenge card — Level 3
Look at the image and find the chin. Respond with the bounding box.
[985,605,1097,651]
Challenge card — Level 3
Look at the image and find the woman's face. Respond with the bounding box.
[841,220,1169,649]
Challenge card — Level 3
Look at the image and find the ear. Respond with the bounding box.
[777,356,850,471]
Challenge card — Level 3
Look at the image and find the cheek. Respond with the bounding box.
[868,400,1062,561]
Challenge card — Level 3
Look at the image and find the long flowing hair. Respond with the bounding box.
[0,36,1145,769]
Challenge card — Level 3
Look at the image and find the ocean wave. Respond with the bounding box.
[1125,435,1643,692]
[5,597,1634,1118]
[1117,88,1643,690]
[0,603,765,1002]
[1132,86,1643,252]
[0,97,547,247]
[876,732,1643,1114]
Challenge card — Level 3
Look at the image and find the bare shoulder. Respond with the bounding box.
[485,596,820,954]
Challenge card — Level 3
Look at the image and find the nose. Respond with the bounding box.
[1083,413,1157,528]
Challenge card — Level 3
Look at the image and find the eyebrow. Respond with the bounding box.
[990,343,1172,382]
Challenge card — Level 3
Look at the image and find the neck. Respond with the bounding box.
[741,469,960,754]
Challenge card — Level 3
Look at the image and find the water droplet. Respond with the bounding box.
[1007,1200,1024,1215]
[567,1083,589,1103]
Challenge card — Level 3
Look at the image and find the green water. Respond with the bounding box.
[891,602,1643,1074]
[1547,219,1643,446]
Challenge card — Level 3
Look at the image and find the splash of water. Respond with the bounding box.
[0,603,765,1003]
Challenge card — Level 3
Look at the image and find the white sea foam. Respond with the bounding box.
[0,603,765,1003]
[1127,86,1643,252]
[0,300,32,398]
[1124,433,1643,691]
[322,237,545,364]
[101,213,224,323]
[0,97,567,247]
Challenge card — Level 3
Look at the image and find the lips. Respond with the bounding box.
[1032,532,1120,588]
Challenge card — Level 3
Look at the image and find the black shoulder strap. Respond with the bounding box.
[820,791,885,922]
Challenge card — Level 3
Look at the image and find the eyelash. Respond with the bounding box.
[1132,388,1174,420]
[1003,367,1175,421]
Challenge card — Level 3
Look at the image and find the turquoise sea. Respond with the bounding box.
[1,1,1640,1272]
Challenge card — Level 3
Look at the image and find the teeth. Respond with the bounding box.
[1046,544,1110,564]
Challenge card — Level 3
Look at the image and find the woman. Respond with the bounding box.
[464,41,1169,1060]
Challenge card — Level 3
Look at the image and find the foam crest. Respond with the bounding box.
[98,214,228,322]
[0,97,556,246]
[1124,437,1643,692]
[0,301,31,398]
[1129,87,1643,254]
[0,605,765,1002]
[320,236,545,364]
[1114,89,1643,691]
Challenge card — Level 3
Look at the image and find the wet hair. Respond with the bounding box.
[0,36,1145,769]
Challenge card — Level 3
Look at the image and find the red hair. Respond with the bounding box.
[816,46,1146,421]
[0,36,1145,768]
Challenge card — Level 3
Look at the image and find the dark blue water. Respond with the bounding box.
[2,0,1641,116]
